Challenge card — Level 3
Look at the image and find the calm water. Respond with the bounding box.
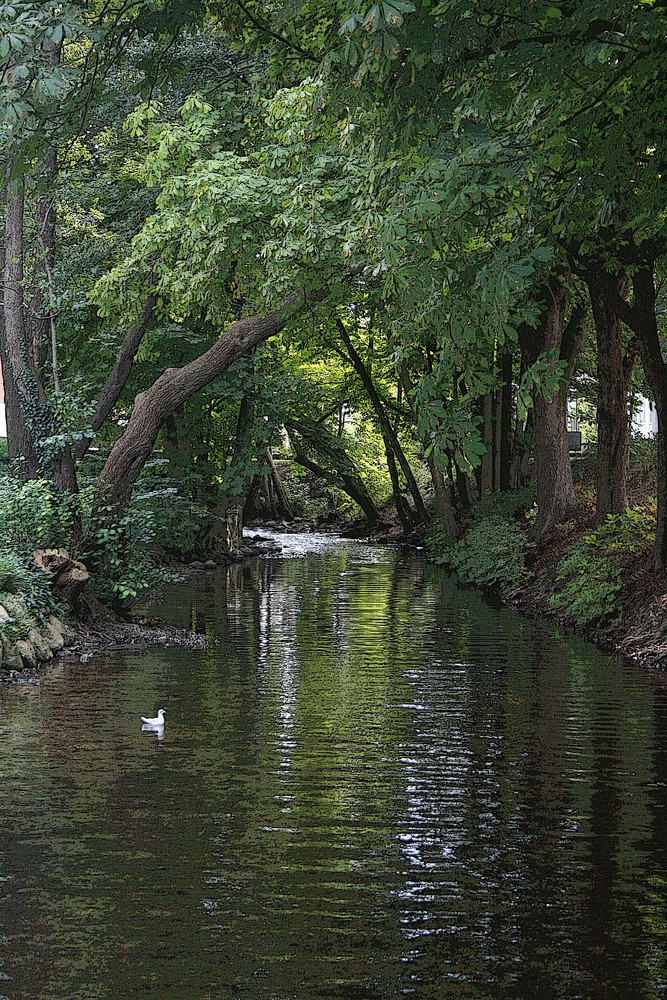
[1,533,666,1000]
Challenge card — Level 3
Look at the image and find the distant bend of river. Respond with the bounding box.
[1,531,666,1000]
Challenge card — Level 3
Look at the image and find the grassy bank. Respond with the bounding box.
[425,484,666,670]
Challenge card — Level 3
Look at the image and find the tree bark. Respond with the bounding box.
[3,180,41,477]
[520,280,581,541]
[95,284,333,510]
[30,149,58,379]
[587,269,634,521]
[2,177,78,495]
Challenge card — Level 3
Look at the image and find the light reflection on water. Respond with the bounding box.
[0,534,666,999]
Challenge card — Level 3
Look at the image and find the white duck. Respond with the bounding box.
[140,708,166,727]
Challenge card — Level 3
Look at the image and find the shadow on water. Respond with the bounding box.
[0,533,666,999]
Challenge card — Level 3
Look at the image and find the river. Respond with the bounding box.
[0,533,666,999]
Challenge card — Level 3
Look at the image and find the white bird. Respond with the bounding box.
[140,708,166,727]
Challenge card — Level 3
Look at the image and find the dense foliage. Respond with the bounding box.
[1,0,666,616]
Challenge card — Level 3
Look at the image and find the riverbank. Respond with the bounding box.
[2,506,665,680]
[0,533,282,681]
[508,504,667,671]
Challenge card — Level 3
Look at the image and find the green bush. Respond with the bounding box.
[467,486,537,525]
[549,507,654,625]
[0,551,33,594]
[0,553,61,634]
[89,498,177,609]
[427,513,532,596]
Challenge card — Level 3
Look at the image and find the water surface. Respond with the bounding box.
[1,534,666,999]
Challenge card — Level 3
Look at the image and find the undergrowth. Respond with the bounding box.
[427,489,534,597]
[549,506,655,625]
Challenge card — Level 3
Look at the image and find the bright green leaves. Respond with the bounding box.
[124,96,218,186]
[94,83,360,327]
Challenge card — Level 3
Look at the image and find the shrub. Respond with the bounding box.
[89,499,177,610]
[549,507,655,625]
[427,513,532,596]
[0,551,33,594]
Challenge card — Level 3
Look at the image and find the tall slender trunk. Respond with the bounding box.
[2,180,41,478]
[399,362,458,535]
[266,447,294,521]
[499,349,513,492]
[335,319,427,522]
[480,391,494,494]
[30,149,58,380]
[2,174,78,495]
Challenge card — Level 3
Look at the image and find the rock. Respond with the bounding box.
[189,560,206,569]
[42,621,65,652]
[15,639,37,670]
[28,629,53,663]
[0,604,11,625]
[204,559,217,570]
[1,636,22,670]
[49,615,76,645]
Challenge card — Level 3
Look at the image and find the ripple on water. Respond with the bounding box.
[0,538,666,999]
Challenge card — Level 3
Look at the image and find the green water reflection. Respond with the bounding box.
[0,536,666,999]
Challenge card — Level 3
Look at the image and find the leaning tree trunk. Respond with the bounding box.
[286,427,381,528]
[587,269,635,522]
[94,283,337,515]
[335,318,427,522]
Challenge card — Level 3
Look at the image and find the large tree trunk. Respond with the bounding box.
[587,269,634,522]
[2,180,41,478]
[95,284,333,511]
[30,149,58,380]
[521,280,582,541]
[2,176,78,495]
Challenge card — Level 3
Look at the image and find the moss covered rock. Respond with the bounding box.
[28,629,53,662]
[15,639,37,670]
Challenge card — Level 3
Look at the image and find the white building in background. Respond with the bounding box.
[632,396,659,438]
